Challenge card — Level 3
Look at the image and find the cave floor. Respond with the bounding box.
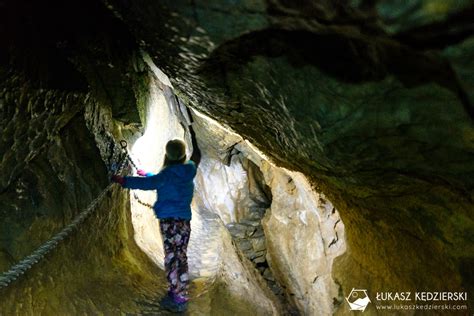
[134,278,213,315]
[130,205,231,315]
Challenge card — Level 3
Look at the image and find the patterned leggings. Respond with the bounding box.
[159,218,191,301]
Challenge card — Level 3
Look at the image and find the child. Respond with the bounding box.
[112,131,201,312]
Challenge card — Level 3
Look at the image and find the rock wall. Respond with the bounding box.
[0,1,171,313]
[106,0,474,312]
[0,43,285,315]
[2,0,473,314]
[0,73,165,314]
[122,57,284,314]
[261,164,346,315]
[192,109,347,315]
[125,57,187,271]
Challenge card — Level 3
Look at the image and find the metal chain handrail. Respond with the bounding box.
[0,146,130,289]
[133,193,154,209]
[118,140,154,209]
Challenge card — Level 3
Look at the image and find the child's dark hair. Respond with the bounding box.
[163,139,186,167]
[163,154,186,167]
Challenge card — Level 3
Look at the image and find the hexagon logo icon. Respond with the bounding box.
[346,288,371,311]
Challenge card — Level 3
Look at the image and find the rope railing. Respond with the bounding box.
[0,139,159,289]
[0,143,131,289]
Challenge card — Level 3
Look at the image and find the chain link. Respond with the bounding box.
[120,140,139,170]
[0,150,130,289]
[119,140,154,209]
[133,192,154,208]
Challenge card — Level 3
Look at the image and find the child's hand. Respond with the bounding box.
[137,169,147,177]
[111,175,125,185]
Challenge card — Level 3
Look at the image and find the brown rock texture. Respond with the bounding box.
[1,0,473,314]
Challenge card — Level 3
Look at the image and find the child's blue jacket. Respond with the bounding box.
[123,161,197,220]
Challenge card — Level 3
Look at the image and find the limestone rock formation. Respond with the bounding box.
[261,164,345,315]
[1,0,473,315]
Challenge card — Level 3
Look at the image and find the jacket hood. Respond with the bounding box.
[164,162,196,182]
